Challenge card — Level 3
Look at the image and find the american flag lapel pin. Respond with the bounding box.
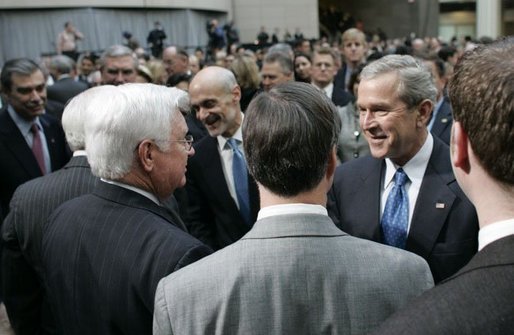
[436,203,445,209]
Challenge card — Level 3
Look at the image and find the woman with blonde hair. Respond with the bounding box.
[230,54,261,112]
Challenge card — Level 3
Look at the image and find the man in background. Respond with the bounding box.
[147,21,167,58]
[56,21,84,61]
[99,45,138,85]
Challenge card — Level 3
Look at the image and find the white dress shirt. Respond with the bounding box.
[381,133,434,233]
[101,179,160,205]
[258,203,328,221]
[217,114,245,209]
[478,218,514,250]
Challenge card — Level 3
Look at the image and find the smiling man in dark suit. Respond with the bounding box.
[41,84,212,334]
[372,36,514,335]
[327,54,479,283]
[185,66,260,250]
[0,58,70,221]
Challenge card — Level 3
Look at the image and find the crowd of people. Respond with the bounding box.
[0,18,512,335]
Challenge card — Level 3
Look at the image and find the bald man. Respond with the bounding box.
[184,66,260,250]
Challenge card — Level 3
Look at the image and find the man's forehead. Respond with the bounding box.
[313,54,334,63]
[11,70,45,86]
[105,56,135,68]
[262,62,283,74]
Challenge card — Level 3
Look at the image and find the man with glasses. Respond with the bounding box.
[327,54,478,283]
[100,45,138,85]
[41,84,211,334]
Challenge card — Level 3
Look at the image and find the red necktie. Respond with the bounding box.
[30,124,46,175]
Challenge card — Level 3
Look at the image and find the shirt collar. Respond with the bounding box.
[257,203,328,221]
[478,218,514,250]
[7,104,43,136]
[101,178,160,205]
[217,112,244,151]
[384,133,433,189]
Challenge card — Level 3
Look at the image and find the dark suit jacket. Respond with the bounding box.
[331,83,353,107]
[1,155,98,335]
[184,136,260,250]
[371,234,514,334]
[327,136,479,283]
[0,106,70,221]
[47,77,89,107]
[430,95,453,145]
[41,182,212,335]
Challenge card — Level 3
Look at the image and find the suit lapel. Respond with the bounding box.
[353,158,384,241]
[0,108,42,177]
[407,139,455,258]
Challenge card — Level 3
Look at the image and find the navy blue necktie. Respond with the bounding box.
[381,168,409,249]
[227,138,251,225]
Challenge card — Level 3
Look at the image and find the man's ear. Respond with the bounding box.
[232,84,241,104]
[326,146,338,181]
[416,99,433,128]
[136,139,155,173]
[451,121,470,173]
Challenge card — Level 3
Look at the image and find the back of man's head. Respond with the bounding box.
[62,86,114,151]
[243,82,340,197]
[449,37,514,186]
[49,55,75,77]
[85,84,187,180]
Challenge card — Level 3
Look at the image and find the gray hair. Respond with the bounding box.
[62,86,117,151]
[99,44,138,70]
[263,52,293,74]
[49,55,75,75]
[0,58,42,92]
[85,83,187,180]
[268,43,294,59]
[361,54,437,107]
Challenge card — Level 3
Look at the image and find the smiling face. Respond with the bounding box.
[357,72,428,166]
[6,70,47,121]
[189,71,242,138]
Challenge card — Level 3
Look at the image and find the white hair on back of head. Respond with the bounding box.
[62,86,117,151]
[85,83,187,180]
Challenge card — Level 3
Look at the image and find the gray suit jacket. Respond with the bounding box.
[371,234,514,334]
[153,213,434,335]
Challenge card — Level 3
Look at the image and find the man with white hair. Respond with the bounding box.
[41,84,212,334]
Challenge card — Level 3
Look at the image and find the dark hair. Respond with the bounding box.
[348,63,366,94]
[0,58,42,93]
[166,72,192,87]
[243,82,340,197]
[437,46,457,62]
[448,36,514,185]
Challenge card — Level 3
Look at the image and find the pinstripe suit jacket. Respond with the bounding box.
[153,213,434,335]
[42,181,212,335]
[371,234,514,334]
[1,155,97,335]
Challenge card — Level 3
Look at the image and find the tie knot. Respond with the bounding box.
[30,123,39,134]
[394,168,408,186]
[227,138,239,150]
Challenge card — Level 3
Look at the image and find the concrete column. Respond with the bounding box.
[476,0,501,38]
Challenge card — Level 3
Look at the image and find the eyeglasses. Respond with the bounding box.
[170,134,194,151]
